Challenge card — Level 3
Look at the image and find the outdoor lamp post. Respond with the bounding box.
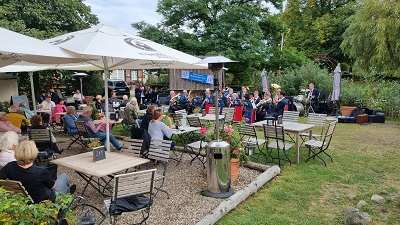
[72,72,88,96]
[197,56,237,198]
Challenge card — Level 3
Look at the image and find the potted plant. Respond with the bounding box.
[193,107,201,116]
[339,84,365,116]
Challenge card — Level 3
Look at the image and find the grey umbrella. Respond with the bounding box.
[331,63,341,101]
[261,68,269,92]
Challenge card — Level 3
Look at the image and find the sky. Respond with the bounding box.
[84,0,280,35]
[84,0,163,35]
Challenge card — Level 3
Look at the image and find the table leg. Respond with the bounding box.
[296,133,300,164]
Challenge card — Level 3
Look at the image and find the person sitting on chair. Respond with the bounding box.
[178,90,190,113]
[77,106,122,150]
[52,99,67,122]
[148,109,175,150]
[41,95,56,110]
[0,140,75,203]
[272,91,287,119]
[140,105,156,131]
[30,115,63,154]
[307,83,319,111]
[118,95,130,109]
[6,105,30,129]
[166,90,179,113]
[123,97,140,127]
[19,102,34,120]
[0,112,21,133]
[63,106,78,134]
[0,131,19,168]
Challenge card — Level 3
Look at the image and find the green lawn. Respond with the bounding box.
[112,119,400,224]
[217,120,400,225]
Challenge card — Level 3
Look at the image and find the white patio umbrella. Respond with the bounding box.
[331,63,341,101]
[0,27,85,67]
[261,68,269,92]
[0,27,94,113]
[44,24,206,152]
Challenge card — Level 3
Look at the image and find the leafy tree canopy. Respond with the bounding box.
[133,0,285,85]
[0,0,99,39]
[341,0,400,78]
[282,0,355,65]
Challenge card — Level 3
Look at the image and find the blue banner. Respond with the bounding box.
[181,70,214,84]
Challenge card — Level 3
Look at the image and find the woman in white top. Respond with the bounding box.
[0,131,19,168]
[148,109,173,140]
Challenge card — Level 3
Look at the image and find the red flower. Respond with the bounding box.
[200,127,207,135]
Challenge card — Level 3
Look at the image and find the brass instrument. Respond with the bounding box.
[169,92,180,105]
[187,90,193,103]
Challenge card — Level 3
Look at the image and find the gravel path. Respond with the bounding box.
[55,135,262,225]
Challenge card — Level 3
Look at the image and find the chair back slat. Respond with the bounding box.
[0,180,34,203]
[29,129,52,142]
[174,109,187,116]
[112,169,156,200]
[238,124,257,137]
[187,117,202,127]
[283,111,300,123]
[148,139,171,162]
[321,121,337,148]
[75,121,89,138]
[307,113,327,127]
[222,108,235,123]
[121,138,143,157]
[208,107,216,115]
[171,113,183,127]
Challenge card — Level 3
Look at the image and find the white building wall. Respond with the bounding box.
[0,78,18,102]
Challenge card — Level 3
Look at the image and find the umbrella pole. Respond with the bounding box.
[103,57,111,152]
[29,72,37,113]
[80,77,83,96]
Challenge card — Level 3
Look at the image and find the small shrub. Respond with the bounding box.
[0,187,75,225]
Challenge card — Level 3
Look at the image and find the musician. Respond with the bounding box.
[238,86,247,100]
[166,90,178,113]
[253,91,261,105]
[307,83,320,110]
[255,93,273,122]
[230,93,242,107]
[272,91,287,119]
[202,90,214,108]
[178,90,190,113]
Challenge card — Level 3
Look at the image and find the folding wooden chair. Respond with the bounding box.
[121,138,144,158]
[171,113,183,128]
[305,121,337,166]
[263,124,294,168]
[62,116,82,150]
[0,179,34,203]
[186,138,207,168]
[238,124,266,161]
[75,121,101,151]
[187,116,203,128]
[282,110,300,142]
[300,113,327,145]
[104,169,156,225]
[148,139,171,199]
[222,107,235,124]
[28,129,54,164]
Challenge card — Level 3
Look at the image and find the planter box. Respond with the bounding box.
[340,106,357,116]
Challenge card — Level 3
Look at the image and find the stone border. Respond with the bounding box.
[196,165,281,225]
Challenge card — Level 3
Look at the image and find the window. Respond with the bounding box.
[131,70,138,81]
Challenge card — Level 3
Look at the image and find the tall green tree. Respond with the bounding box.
[282,0,355,66]
[341,0,400,78]
[0,0,99,39]
[133,0,283,85]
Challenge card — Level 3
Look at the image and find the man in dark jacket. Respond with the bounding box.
[273,91,287,119]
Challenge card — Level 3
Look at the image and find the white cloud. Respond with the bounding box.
[84,0,163,35]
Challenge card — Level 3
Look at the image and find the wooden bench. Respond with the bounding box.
[0,179,34,203]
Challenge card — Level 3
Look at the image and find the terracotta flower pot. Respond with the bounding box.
[230,158,240,182]
[340,106,357,116]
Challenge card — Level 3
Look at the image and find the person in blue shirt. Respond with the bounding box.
[273,91,288,119]
[63,106,78,134]
[178,90,189,112]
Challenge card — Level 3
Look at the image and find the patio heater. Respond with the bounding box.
[72,72,88,96]
[198,56,237,198]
